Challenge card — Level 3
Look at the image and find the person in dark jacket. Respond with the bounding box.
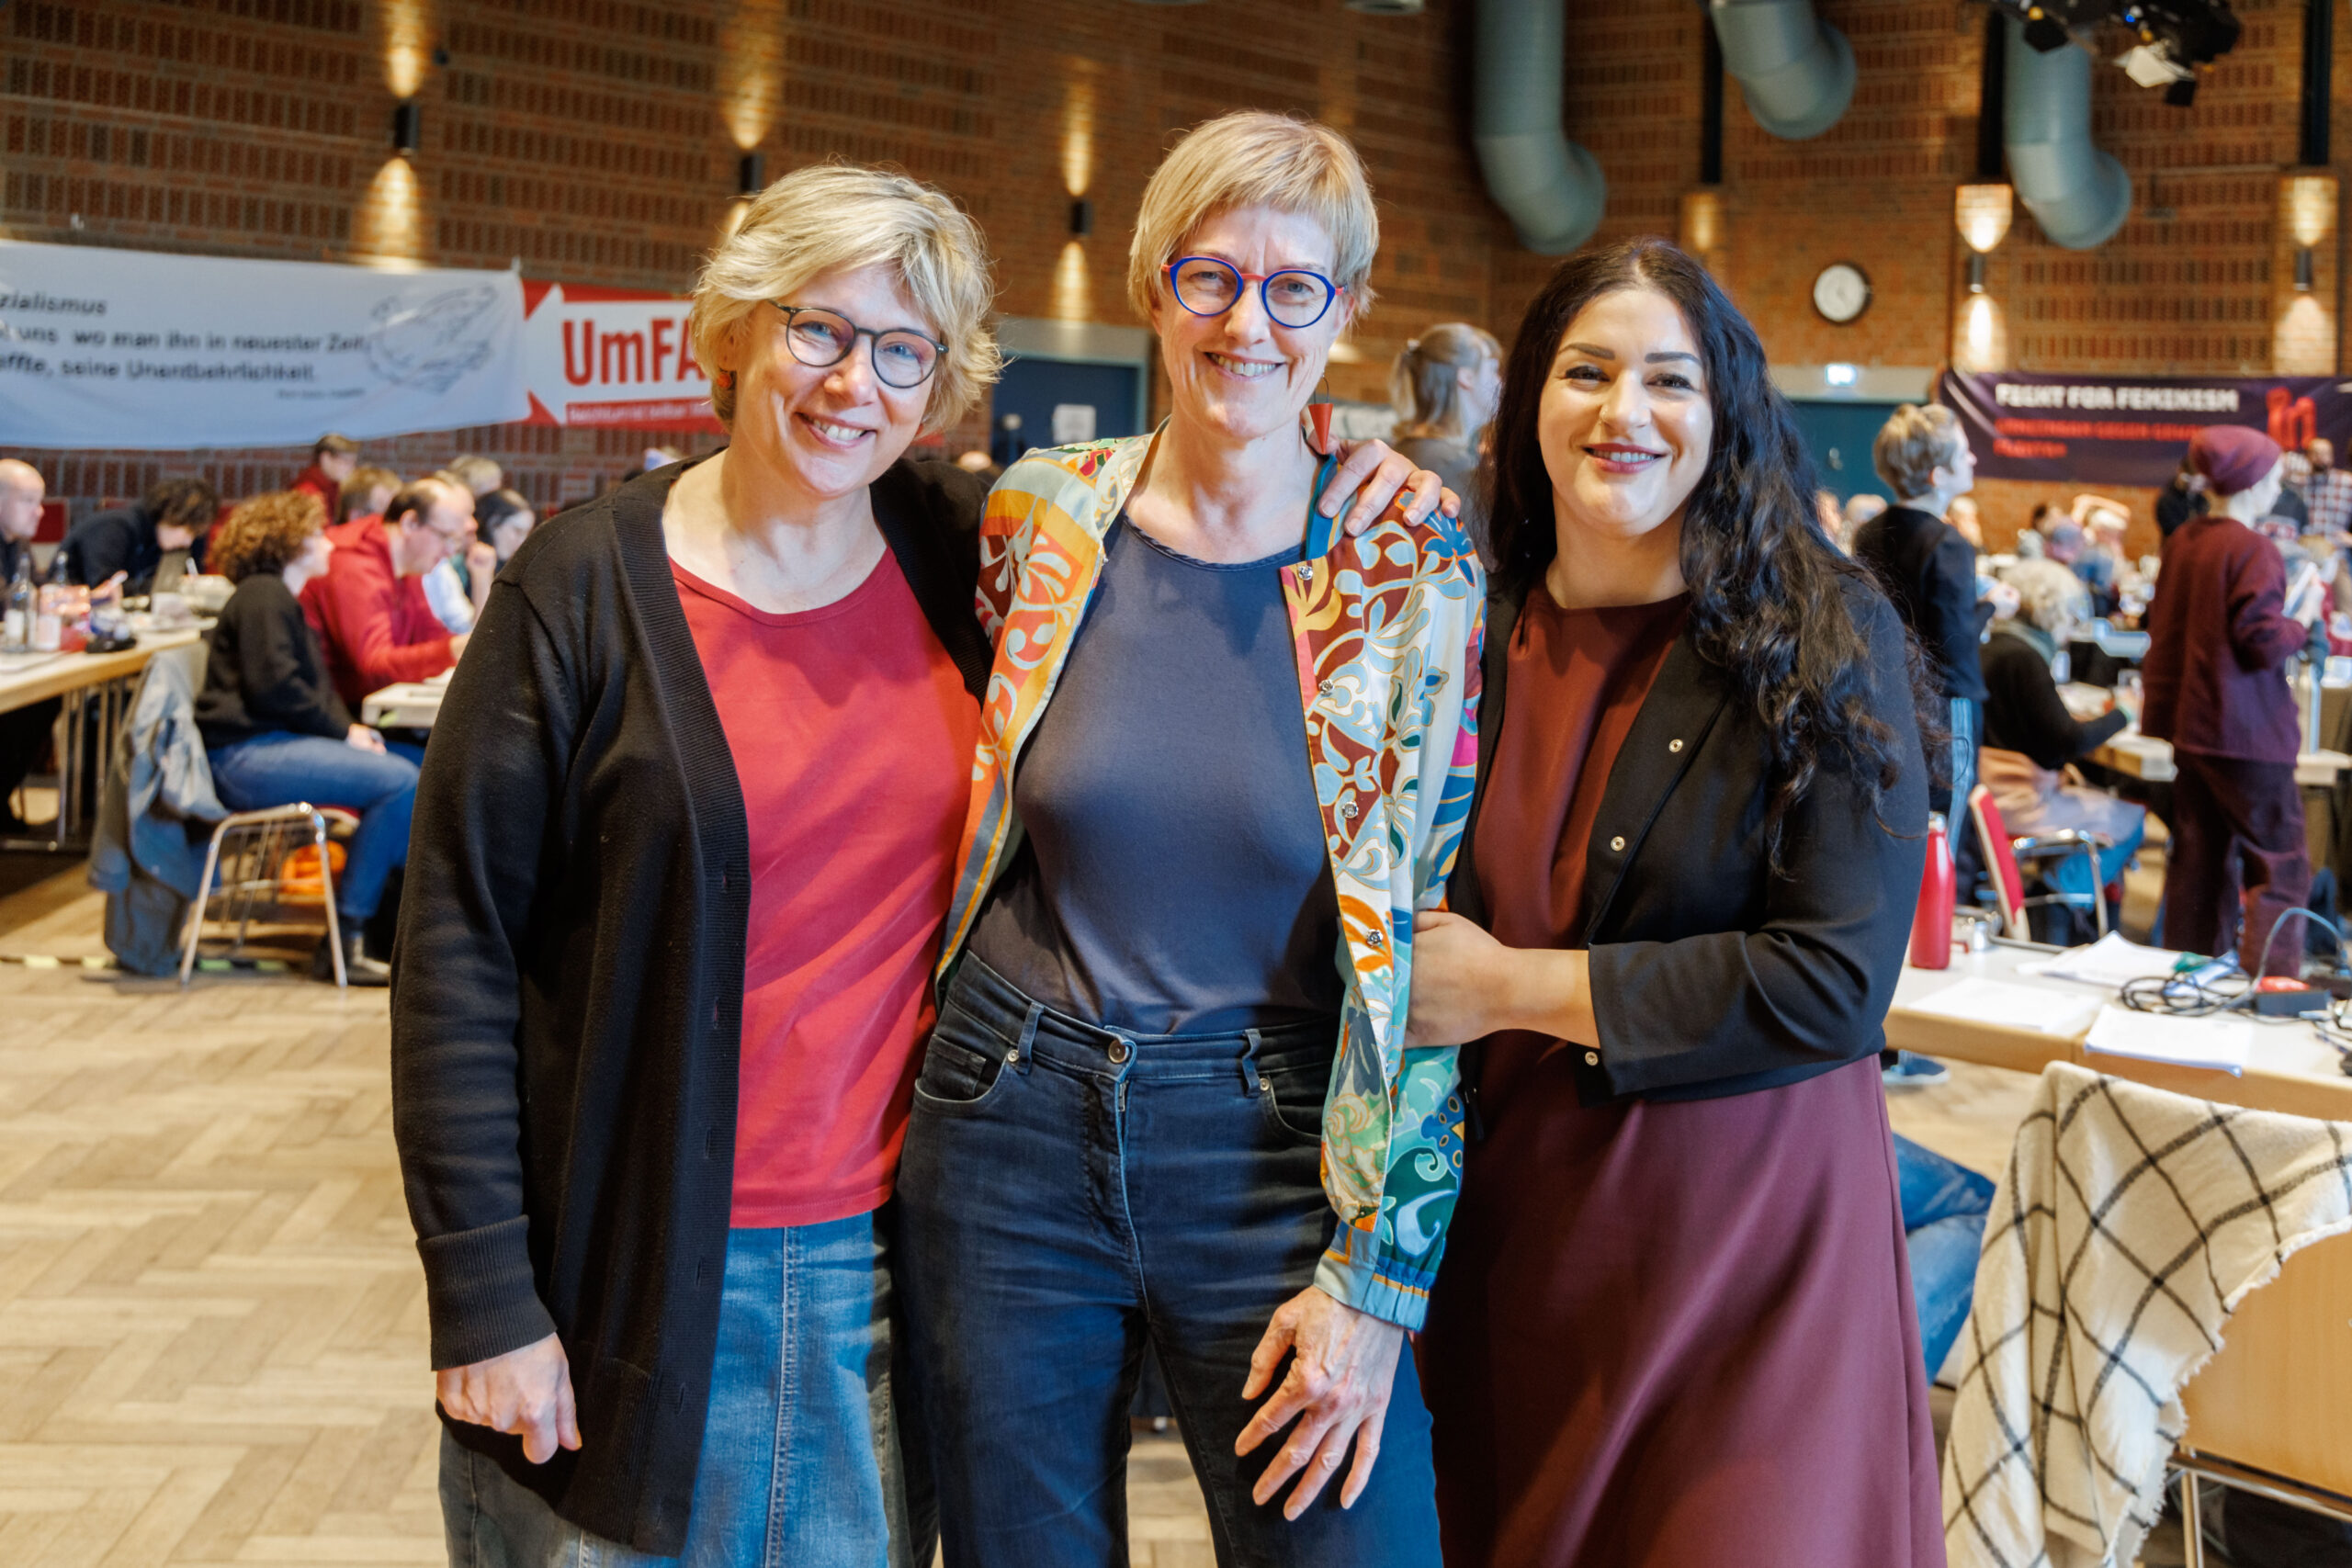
[1852,401,1984,818]
[1978,558,2145,937]
[62,476,217,593]
[388,160,1452,1567]
[2155,457,2208,538]
[1407,240,1941,1568]
[195,490,416,986]
[2143,424,2326,975]
[0,458,60,837]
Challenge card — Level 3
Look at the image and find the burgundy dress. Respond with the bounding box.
[1419,588,1942,1568]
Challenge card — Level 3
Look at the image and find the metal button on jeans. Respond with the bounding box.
[1107,1040,1132,1066]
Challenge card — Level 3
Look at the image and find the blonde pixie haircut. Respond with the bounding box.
[1872,403,1967,502]
[690,161,1001,433]
[1126,112,1380,325]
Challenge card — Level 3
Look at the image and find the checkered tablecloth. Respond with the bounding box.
[1942,1061,2352,1568]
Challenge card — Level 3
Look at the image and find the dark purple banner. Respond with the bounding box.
[1938,370,2352,487]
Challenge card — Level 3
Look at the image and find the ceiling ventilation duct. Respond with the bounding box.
[1473,0,1606,254]
[2005,16,2132,250]
[1707,0,1856,141]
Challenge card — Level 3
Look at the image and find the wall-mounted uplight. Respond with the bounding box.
[1956,182,2013,254]
[1069,198,1093,239]
[1969,253,1988,294]
[2298,247,2316,292]
[739,152,766,197]
[391,100,421,157]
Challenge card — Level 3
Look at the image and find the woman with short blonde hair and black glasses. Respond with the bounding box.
[396,155,1453,1568]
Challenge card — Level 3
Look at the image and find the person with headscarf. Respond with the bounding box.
[2142,425,2327,974]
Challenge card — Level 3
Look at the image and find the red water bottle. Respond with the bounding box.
[1909,813,1954,970]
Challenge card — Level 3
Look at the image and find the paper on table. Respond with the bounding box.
[2018,931,2186,988]
[2083,1004,2250,1075]
[1905,977,2100,1035]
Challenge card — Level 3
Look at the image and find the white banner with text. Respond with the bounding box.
[0,241,529,449]
[520,282,721,432]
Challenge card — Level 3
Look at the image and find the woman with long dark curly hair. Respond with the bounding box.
[1406,238,1944,1566]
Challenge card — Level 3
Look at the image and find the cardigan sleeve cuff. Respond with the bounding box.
[417,1214,557,1370]
[1316,1222,1436,1332]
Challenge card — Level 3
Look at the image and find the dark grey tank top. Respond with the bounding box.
[967,517,1344,1035]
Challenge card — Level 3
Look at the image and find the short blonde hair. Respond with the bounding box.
[1872,403,1965,501]
[1126,112,1379,326]
[690,161,1001,433]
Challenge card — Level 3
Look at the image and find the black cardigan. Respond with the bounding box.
[1851,504,1987,703]
[194,574,354,749]
[389,455,989,1554]
[1980,626,2127,770]
[1448,573,1928,1105]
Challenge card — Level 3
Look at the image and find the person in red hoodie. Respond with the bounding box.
[301,475,473,712]
[289,434,359,516]
[2142,424,2328,975]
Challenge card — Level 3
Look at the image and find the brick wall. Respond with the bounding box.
[3,0,2347,555]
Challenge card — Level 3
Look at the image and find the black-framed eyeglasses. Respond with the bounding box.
[767,302,944,389]
[1165,257,1343,330]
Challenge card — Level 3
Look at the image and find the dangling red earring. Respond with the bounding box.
[715,370,736,390]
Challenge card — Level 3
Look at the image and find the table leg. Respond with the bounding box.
[2179,1469,2206,1568]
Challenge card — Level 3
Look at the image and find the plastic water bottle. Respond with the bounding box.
[2,551,31,653]
[1909,813,1954,970]
[30,552,64,653]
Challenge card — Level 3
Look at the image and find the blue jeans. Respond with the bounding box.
[896,955,1442,1568]
[437,1216,928,1568]
[2047,816,2147,904]
[1894,1134,1996,1381]
[206,731,417,921]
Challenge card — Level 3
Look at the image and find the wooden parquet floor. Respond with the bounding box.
[0,868,1219,1566]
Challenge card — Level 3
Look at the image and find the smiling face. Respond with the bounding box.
[716,263,934,504]
[1151,204,1348,450]
[1539,287,1713,547]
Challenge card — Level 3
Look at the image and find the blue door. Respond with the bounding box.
[990,357,1145,464]
[1786,400,1902,505]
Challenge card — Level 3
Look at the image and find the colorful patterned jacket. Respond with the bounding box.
[935,431,1485,1329]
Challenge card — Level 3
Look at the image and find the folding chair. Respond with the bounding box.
[1966,783,2111,942]
[178,803,360,987]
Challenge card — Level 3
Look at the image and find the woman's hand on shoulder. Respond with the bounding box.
[1235,1286,1405,1517]
[1322,437,1462,538]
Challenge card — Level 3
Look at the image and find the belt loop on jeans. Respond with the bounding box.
[1239,1029,1264,1096]
[1009,1000,1043,1075]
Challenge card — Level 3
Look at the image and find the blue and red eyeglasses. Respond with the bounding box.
[1165,257,1343,330]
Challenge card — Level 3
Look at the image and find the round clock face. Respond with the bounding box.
[1813,263,1871,324]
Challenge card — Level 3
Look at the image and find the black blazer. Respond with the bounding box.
[1449,573,1928,1105]
[1852,504,1987,703]
[390,454,989,1555]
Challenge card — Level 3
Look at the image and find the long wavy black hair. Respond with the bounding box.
[1487,239,1941,863]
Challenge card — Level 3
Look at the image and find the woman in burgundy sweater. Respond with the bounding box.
[1406,240,1943,1567]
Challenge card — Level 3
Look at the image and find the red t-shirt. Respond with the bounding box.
[672,550,978,1228]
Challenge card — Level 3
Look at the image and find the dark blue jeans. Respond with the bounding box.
[1894,1134,1996,1381]
[897,955,1442,1568]
[206,731,417,921]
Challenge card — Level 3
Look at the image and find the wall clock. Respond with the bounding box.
[1812,262,1871,324]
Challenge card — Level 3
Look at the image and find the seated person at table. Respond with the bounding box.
[62,477,218,594]
[289,434,358,518]
[195,491,418,987]
[458,488,535,625]
[2143,425,2325,975]
[0,458,61,836]
[336,465,400,526]
[1981,559,2147,939]
[301,477,471,711]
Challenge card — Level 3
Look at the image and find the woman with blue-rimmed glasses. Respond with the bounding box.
[897,111,1479,1568]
